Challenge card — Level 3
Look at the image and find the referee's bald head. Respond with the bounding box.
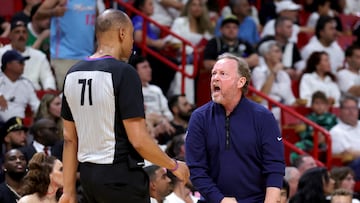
[95,9,131,37]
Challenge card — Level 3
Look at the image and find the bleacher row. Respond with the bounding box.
[2,0,360,172]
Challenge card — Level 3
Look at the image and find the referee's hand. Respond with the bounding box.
[172,161,190,184]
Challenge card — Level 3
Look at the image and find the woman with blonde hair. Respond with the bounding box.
[18,153,63,203]
[35,93,63,139]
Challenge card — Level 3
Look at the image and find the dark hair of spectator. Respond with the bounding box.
[289,167,330,203]
[315,16,335,39]
[301,51,336,82]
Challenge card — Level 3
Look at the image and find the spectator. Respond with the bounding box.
[18,153,63,203]
[299,51,341,107]
[307,0,332,29]
[144,164,172,203]
[26,3,50,57]
[168,0,213,58]
[290,167,335,203]
[301,16,344,73]
[186,53,285,202]
[0,50,40,122]
[1,117,28,153]
[261,1,302,43]
[258,16,303,79]
[281,179,290,203]
[0,149,27,203]
[203,15,258,71]
[166,168,199,203]
[150,0,184,27]
[133,0,166,50]
[330,166,360,202]
[129,55,175,139]
[337,45,360,104]
[330,95,360,180]
[0,17,10,38]
[0,20,56,90]
[12,0,42,24]
[284,166,301,199]
[331,189,354,203]
[132,0,178,95]
[19,118,62,162]
[215,0,259,46]
[252,40,296,106]
[292,154,317,175]
[291,91,338,162]
[165,134,186,159]
[157,94,192,145]
[34,0,95,90]
[166,0,213,103]
[35,93,62,139]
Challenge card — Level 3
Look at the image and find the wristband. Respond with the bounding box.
[169,159,179,172]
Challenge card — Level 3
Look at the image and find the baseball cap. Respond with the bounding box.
[10,20,26,31]
[1,50,30,71]
[1,117,28,139]
[276,1,301,13]
[221,15,239,27]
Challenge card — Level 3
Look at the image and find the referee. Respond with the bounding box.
[59,9,189,203]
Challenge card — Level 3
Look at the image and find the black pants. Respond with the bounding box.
[79,162,150,203]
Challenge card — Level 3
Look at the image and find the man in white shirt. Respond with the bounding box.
[301,16,345,73]
[330,95,360,180]
[261,1,301,43]
[0,20,56,90]
[337,45,360,104]
[0,50,39,123]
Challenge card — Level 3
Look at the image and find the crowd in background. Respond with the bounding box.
[0,0,360,202]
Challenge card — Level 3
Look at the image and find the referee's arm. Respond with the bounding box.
[59,119,78,203]
[124,117,189,182]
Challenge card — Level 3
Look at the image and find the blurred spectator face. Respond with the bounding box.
[4,130,27,149]
[49,96,62,118]
[36,18,51,31]
[141,0,154,16]
[331,195,352,203]
[347,49,360,70]
[152,168,171,198]
[280,10,298,23]
[321,21,337,43]
[288,169,300,198]
[298,156,317,174]
[279,19,293,39]
[318,2,331,16]
[6,60,25,76]
[10,26,28,50]
[323,174,335,195]
[316,54,331,74]
[50,159,64,188]
[3,149,27,181]
[136,60,152,84]
[311,98,329,115]
[280,188,288,203]
[340,99,359,126]
[176,96,193,121]
[220,23,239,41]
[38,119,60,146]
[340,173,356,192]
[233,0,251,17]
[189,0,203,18]
[265,44,282,64]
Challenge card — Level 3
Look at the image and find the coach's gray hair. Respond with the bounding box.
[217,53,251,94]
